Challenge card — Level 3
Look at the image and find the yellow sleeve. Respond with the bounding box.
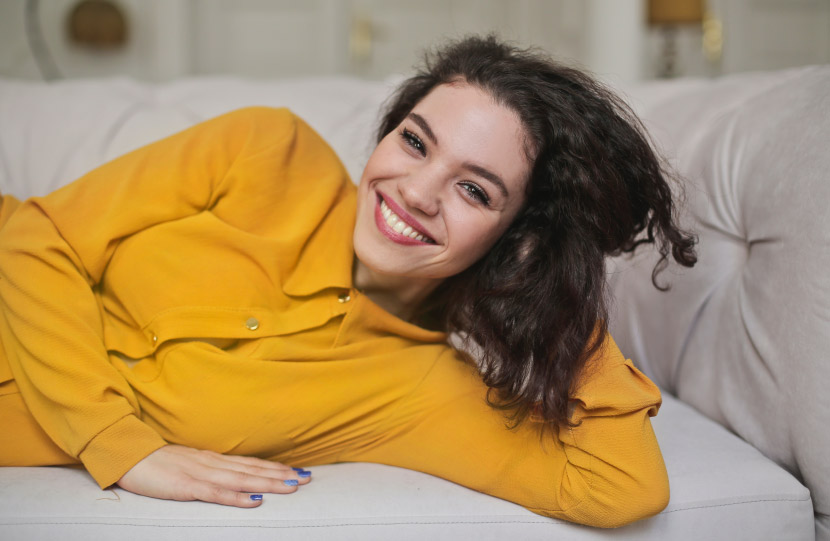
[0,106,300,487]
[343,337,669,528]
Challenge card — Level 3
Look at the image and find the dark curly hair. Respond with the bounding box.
[377,35,697,429]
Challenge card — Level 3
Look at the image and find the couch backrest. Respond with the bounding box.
[2,68,828,536]
[608,66,830,538]
[0,76,393,200]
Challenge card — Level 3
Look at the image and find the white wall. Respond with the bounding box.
[1,0,827,82]
[0,0,189,81]
[583,0,645,84]
[643,0,830,79]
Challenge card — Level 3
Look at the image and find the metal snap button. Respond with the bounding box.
[245,317,260,331]
[337,291,351,303]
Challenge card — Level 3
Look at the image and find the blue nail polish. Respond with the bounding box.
[250,494,263,501]
[284,479,299,486]
[297,470,311,478]
[291,467,306,473]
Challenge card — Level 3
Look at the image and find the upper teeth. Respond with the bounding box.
[380,199,431,243]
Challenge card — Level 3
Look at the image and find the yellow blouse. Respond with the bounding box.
[0,107,669,527]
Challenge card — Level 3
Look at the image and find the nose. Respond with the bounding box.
[398,164,444,217]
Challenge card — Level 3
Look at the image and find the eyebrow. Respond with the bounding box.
[462,162,509,198]
[407,112,510,199]
[408,112,438,145]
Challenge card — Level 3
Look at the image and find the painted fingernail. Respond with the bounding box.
[297,470,311,478]
[291,467,306,473]
[250,494,263,501]
[284,479,299,486]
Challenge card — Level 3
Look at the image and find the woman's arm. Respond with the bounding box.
[0,107,305,493]
[340,334,669,528]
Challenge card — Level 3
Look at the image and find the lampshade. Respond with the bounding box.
[648,0,704,25]
[67,0,128,49]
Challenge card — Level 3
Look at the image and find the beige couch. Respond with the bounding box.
[0,65,827,539]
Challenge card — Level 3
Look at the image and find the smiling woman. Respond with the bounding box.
[367,36,697,434]
[0,35,694,528]
[353,82,529,317]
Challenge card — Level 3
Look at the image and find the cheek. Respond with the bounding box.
[355,147,386,214]
[357,156,376,196]
[361,136,400,179]
[447,212,507,262]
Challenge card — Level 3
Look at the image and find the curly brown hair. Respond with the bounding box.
[377,35,697,428]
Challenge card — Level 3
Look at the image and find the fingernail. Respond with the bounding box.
[250,494,263,501]
[291,467,306,473]
[284,479,299,486]
[297,470,311,478]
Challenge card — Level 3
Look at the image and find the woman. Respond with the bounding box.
[0,36,695,527]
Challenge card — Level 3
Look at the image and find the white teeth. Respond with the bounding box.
[379,198,431,243]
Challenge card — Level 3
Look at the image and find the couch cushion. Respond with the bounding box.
[0,393,812,540]
[0,76,394,200]
[0,72,818,538]
[609,65,830,539]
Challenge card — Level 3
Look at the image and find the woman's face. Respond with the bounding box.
[353,82,530,283]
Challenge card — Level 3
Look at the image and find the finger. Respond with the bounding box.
[221,462,312,485]
[198,465,304,494]
[207,452,294,472]
[189,481,266,508]
[194,452,311,485]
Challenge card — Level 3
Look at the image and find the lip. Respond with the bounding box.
[374,190,436,246]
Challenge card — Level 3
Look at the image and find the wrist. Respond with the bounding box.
[79,415,167,488]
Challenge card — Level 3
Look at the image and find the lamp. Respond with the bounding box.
[67,0,128,50]
[648,0,704,78]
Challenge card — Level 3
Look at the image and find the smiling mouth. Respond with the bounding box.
[377,195,436,244]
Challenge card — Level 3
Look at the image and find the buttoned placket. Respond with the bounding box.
[331,288,361,347]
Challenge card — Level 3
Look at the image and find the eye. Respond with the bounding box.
[460,182,490,206]
[400,127,426,156]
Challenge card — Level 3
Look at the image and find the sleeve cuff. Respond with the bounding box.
[79,414,167,489]
[570,358,663,422]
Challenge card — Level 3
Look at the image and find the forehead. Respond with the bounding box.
[410,83,530,193]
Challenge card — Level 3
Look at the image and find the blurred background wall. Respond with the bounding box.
[1,0,828,83]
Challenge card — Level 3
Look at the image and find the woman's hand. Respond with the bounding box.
[116,445,310,507]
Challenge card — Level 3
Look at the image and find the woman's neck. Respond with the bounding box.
[352,257,441,321]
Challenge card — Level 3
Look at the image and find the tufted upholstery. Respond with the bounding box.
[0,69,824,539]
[0,76,397,199]
[609,65,830,539]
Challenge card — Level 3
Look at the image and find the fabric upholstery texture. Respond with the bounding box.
[0,68,824,538]
[0,77,395,199]
[0,393,813,540]
[609,65,830,539]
